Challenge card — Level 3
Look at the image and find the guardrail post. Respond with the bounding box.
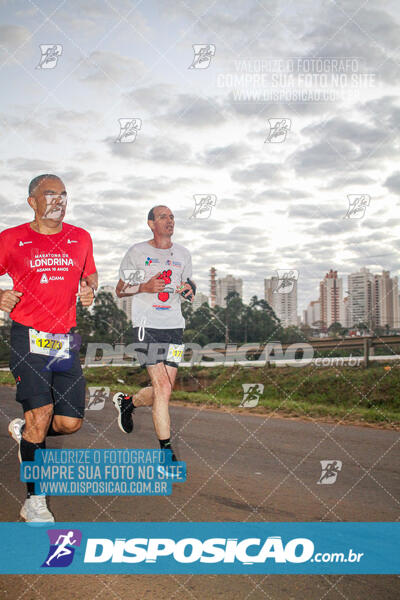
[363,338,370,369]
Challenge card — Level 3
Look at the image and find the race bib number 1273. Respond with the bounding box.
[29,329,70,358]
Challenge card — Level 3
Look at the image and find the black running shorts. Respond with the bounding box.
[9,321,85,418]
[132,327,184,369]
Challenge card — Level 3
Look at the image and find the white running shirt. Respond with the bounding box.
[119,241,192,329]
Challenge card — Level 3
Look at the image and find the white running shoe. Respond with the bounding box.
[20,495,55,523]
[8,418,24,463]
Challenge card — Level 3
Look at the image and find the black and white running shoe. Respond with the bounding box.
[112,392,134,433]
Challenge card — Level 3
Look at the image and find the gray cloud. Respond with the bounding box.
[0,24,31,50]
[325,174,375,189]
[107,134,193,165]
[316,219,364,235]
[231,162,282,184]
[7,158,57,173]
[78,51,145,85]
[162,95,226,128]
[58,0,150,36]
[360,96,400,130]
[384,172,400,194]
[122,175,193,195]
[254,189,311,202]
[197,143,249,169]
[290,140,355,176]
[124,84,176,115]
[288,204,342,220]
[300,6,400,83]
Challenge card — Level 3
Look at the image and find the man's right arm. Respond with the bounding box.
[116,275,165,297]
[116,246,140,297]
[0,234,22,312]
[116,278,139,297]
[116,247,165,297]
[0,289,23,312]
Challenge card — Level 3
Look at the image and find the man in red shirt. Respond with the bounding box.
[0,174,97,522]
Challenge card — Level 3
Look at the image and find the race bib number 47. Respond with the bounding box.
[167,344,185,363]
[29,329,70,358]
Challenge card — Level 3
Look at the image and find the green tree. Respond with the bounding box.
[281,325,304,344]
[299,323,313,339]
[75,300,94,356]
[246,296,282,343]
[185,303,225,344]
[0,320,11,365]
[92,291,129,343]
[328,322,343,337]
[225,291,245,343]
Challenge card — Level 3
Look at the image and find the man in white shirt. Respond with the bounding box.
[113,205,195,461]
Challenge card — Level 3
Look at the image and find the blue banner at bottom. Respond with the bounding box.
[0,522,398,574]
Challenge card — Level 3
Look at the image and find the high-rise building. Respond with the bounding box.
[210,267,217,308]
[192,292,209,311]
[118,296,133,322]
[347,268,400,329]
[319,269,344,327]
[99,285,116,298]
[342,296,351,328]
[372,271,399,329]
[216,274,243,307]
[305,300,321,327]
[264,275,298,327]
[347,267,374,328]
[264,279,274,308]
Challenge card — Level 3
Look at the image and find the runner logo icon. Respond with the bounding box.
[87,387,109,410]
[317,460,342,485]
[41,529,82,568]
[240,383,264,408]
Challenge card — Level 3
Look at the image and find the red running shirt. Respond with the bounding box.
[0,222,96,333]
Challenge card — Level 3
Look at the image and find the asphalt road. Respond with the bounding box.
[0,385,398,599]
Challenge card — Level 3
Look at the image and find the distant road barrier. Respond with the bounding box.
[1,335,399,371]
[83,335,400,369]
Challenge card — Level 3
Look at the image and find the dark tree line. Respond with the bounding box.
[77,290,307,350]
[0,291,309,364]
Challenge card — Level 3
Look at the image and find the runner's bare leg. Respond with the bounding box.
[132,386,154,406]
[146,363,177,439]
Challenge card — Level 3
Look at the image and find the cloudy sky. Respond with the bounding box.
[0,0,399,313]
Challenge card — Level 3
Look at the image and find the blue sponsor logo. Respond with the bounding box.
[145,257,160,265]
[41,529,82,568]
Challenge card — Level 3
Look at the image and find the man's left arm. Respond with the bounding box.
[177,250,195,302]
[78,233,98,307]
[82,271,98,291]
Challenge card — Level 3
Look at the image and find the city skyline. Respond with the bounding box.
[2,261,398,326]
[96,263,400,332]
[209,265,400,319]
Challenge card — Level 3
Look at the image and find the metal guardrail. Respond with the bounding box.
[1,335,399,371]
[82,335,400,368]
